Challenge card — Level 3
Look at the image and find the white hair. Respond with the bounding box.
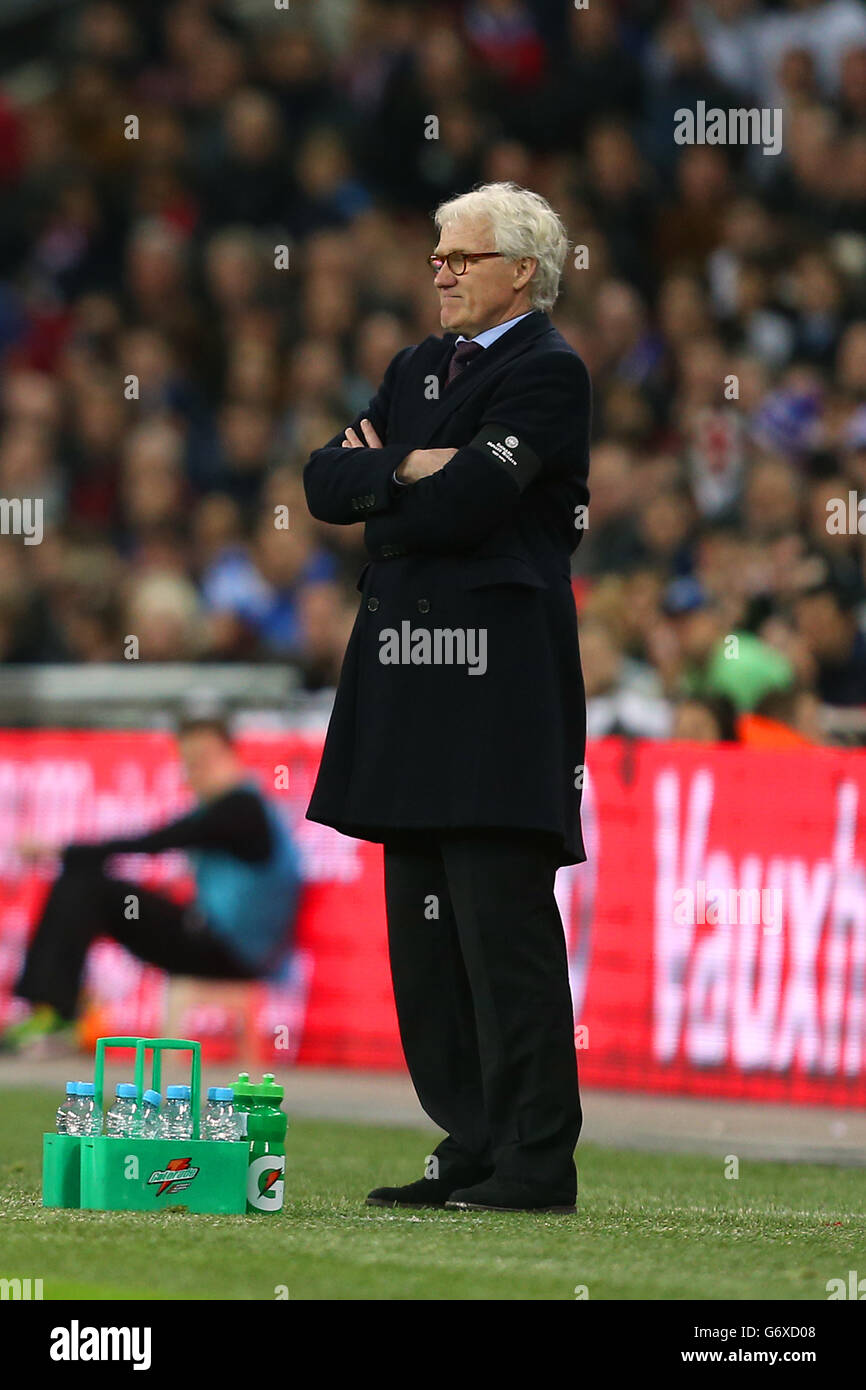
[434,182,569,313]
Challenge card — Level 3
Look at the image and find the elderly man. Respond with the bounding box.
[304,183,591,1213]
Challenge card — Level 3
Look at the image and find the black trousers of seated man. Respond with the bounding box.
[383,828,581,1200]
[16,865,259,1021]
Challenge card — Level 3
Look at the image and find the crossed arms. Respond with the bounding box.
[303,349,589,555]
[343,418,456,485]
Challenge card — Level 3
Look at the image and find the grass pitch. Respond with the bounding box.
[1,1087,862,1300]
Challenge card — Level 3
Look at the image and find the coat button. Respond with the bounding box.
[417,598,430,613]
[367,597,379,612]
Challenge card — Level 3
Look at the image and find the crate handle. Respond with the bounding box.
[93,1037,202,1140]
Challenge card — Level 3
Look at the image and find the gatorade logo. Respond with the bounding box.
[148,1157,200,1196]
[248,1153,285,1211]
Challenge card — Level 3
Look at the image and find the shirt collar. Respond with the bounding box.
[456,312,534,350]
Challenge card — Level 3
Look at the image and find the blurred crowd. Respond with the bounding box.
[0,0,865,740]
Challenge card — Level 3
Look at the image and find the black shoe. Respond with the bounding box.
[445,1176,577,1214]
[366,1170,490,1209]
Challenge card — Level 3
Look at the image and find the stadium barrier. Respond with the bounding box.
[2,729,866,1107]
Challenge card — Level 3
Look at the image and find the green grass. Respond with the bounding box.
[1,1088,863,1300]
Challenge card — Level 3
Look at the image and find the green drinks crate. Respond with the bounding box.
[43,1036,250,1215]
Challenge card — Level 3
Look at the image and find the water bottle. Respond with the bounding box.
[55,1081,77,1134]
[73,1082,102,1136]
[137,1089,162,1138]
[203,1086,242,1142]
[160,1084,193,1140]
[237,1072,287,1214]
[66,1082,84,1135]
[105,1083,138,1138]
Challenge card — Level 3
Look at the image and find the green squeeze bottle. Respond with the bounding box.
[241,1072,287,1214]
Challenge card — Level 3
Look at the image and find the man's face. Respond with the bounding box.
[794,593,851,660]
[179,730,230,798]
[672,700,721,742]
[432,216,533,338]
[672,607,720,663]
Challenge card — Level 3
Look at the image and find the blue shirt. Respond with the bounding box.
[187,787,302,972]
[201,545,337,652]
[455,312,533,349]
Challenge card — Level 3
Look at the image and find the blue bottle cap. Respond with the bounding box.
[143,1089,161,1106]
[166,1085,190,1099]
[213,1087,233,1102]
[78,1082,95,1096]
[206,1086,218,1100]
[65,1082,76,1095]
[116,1083,137,1099]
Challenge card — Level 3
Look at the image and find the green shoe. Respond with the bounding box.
[0,1006,75,1055]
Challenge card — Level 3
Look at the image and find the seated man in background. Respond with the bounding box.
[2,715,302,1055]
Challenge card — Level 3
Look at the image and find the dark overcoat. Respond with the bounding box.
[303,309,591,865]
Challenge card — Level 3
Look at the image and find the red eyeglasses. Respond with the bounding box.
[427,251,504,276]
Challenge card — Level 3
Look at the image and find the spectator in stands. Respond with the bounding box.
[200,508,338,658]
[671,695,739,742]
[738,685,825,745]
[582,615,672,740]
[793,582,866,705]
[662,576,795,711]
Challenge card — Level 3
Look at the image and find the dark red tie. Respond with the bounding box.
[445,339,484,387]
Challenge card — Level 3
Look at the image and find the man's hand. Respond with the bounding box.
[340,419,458,482]
[396,448,458,483]
[342,419,383,449]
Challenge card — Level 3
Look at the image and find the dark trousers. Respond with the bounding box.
[383,829,581,1199]
[16,865,258,1021]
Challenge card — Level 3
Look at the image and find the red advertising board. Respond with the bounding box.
[1,731,866,1106]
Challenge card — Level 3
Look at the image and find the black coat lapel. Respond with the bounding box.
[415,311,554,447]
